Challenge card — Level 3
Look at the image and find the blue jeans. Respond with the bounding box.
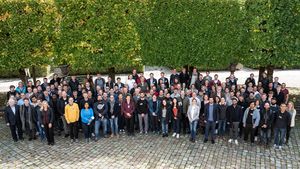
[37,121,45,141]
[218,120,226,136]
[161,118,168,134]
[260,128,271,145]
[173,118,180,134]
[110,117,118,135]
[95,119,107,139]
[189,120,198,140]
[205,121,216,140]
[274,128,286,146]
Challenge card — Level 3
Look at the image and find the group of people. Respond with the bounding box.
[4,68,296,150]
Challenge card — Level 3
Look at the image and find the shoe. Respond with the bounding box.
[204,139,208,143]
[85,139,89,143]
[19,137,24,141]
[234,140,238,145]
[279,146,282,150]
[211,140,215,144]
[48,142,51,145]
[165,133,168,137]
[172,133,176,137]
[71,139,74,143]
[75,139,79,143]
[228,139,233,143]
[176,134,180,139]
[51,142,55,146]
[110,134,114,138]
[189,138,193,142]
[162,134,165,137]
[145,132,148,135]
[65,134,70,138]
[28,138,33,141]
[13,139,18,142]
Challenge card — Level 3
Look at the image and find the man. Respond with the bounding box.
[146,73,158,88]
[242,101,260,144]
[7,85,17,100]
[245,73,256,87]
[170,69,179,87]
[273,103,291,150]
[16,82,26,94]
[132,69,139,82]
[68,76,80,92]
[177,91,190,134]
[274,85,284,106]
[158,72,169,88]
[106,76,115,89]
[58,91,69,137]
[50,73,61,85]
[273,77,281,89]
[179,68,190,88]
[115,77,125,90]
[136,92,149,134]
[208,74,221,89]
[5,98,23,142]
[94,73,105,90]
[148,94,161,133]
[65,97,80,143]
[281,83,289,104]
[203,71,213,82]
[94,95,108,140]
[259,102,273,146]
[41,78,49,91]
[227,97,243,145]
[189,68,199,87]
[20,98,37,141]
[204,97,219,144]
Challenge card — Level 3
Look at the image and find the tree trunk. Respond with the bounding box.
[32,66,37,86]
[108,67,116,83]
[229,63,237,74]
[258,66,266,82]
[18,68,27,83]
[266,65,274,82]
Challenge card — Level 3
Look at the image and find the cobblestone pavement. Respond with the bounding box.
[1,117,300,169]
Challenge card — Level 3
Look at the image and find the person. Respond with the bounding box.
[58,91,69,137]
[148,94,161,134]
[170,69,179,86]
[158,72,169,88]
[121,94,135,136]
[94,95,108,140]
[20,98,37,141]
[5,98,23,142]
[242,101,260,144]
[50,73,61,85]
[218,97,227,137]
[39,101,55,145]
[286,101,296,145]
[7,85,17,100]
[204,97,219,144]
[94,73,105,90]
[65,97,80,143]
[187,99,200,143]
[273,103,291,149]
[136,92,149,134]
[147,73,158,88]
[171,98,181,139]
[69,76,80,92]
[259,102,273,146]
[178,91,190,135]
[158,99,171,137]
[110,95,121,137]
[227,97,243,145]
[179,68,190,88]
[80,102,94,143]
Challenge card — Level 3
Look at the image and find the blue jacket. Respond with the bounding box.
[243,108,260,127]
[148,99,161,116]
[81,108,94,124]
[204,103,219,122]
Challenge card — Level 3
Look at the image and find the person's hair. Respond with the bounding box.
[40,101,49,111]
[287,101,295,112]
[24,98,29,101]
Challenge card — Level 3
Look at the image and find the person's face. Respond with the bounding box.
[20,93,25,99]
[126,96,130,101]
[162,100,167,106]
[153,95,157,100]
[133,69,137,74]
[62,92,67,98]
[118,94,123,100]
[250,74,254,78]
[232,99,237,105]
[250,102,255,109]
[140,93,145,98]
[264,103,270,110]
[192,100,197,105]
[68,98,74,104]
[24,100,29,106]
[10,87,15,92]
[288,102,293,109]
[221,98,225,104]
[84,103,89,109]
[214,75,218,80]
[31,97,37,103]
[9,100,15,106]
[110,96,114,102]
[209,98,214,104]
[280,104,287,112]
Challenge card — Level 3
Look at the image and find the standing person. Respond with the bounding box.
[158,72,169,88]
[116,94,125,133]
[178,91,190,135]
[218,97,227,138]
[136,92,149,134]
[170,69,179,87]
[147,73,158,88]
[94,73,105,90]
[273,103,291,149]
[171,98,181,139]
[7,85,17,100]
[204,97,219,144]
[58,91,69,137]
[108,95,118,137]
[227,97,243,145]
[5,98,23,142]
[80,103,94,143]
[20,98,37,141]
[121,94,135,136]
[187,99,200,143]
[158,99,171,137]
[65,97,80,143]
[110,95,121,137]
[39,101,55,145]
[148,95,161,134]
[242,101,260,144]
[286,101,296,145]
[94,95,108,140]
[259,102,273,146]
[179,68,190,89]
[68,76,80,92]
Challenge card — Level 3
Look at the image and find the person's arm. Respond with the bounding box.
[64,106,70,124]
[254,110,260,128]
[187,106,191,122]
[80,109,86,123]
[4,107,10,125]
[76,104,80,121]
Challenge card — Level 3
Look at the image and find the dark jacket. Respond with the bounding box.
[121,100,135,118]
[158,104,172,122]
[218,104,227,120]
[39,108,54,125]
[170,74,179,86]
[148,99,161,116]
[19,104,36,130]
[274,111,291,129]
[226,104,243,123]
[136,99,148,114]
[179,72,190,85]
[94,101,108,120]
[69,79,80,91]
[146,78,158,88]
[204,103,219,122]
[5,105,21,126]
[158,77,169,88]
[57,97,69,116]
[113,101,122,117]
[260,109,273,129]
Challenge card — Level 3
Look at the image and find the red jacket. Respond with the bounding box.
[121,100,135,119]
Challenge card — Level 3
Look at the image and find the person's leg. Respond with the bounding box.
[61,116,69,135]
[16,123,23,140]
[130,117,135,134]
[82,123,88,139]
[138,114,143,133]
[94,120,100,139]
[266,129,271,145]
[102,119,107,137]
[211,122,216,141]
[279,128,286,146]
[204,122,210,140]
[49,126,54,144]
[250,127,256,143]
[44,125,50,144]
[110,119,114,135]
[144,114,149,133]
[189,122,193,139]
[244,125,250,141]
[286,126,291,144]
[115,117,119,135]
[10,125,18,141]
[69,123,74,140]
[74,122,78,139]
[274,128,279,146]
[176,119,181,134]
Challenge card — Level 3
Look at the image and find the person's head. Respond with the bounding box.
[264,102,270,110]
[84,102,89,109]
[97,95,103,102]
[172,98,177,104]
[282,83,286,88]
[71,76,76,81]
[109,95,115,102]
[53,73,58,79]
[250,73,254,78]
[27,87,32,93]
[83,92,88,99]
[20,92,25,99]
[215,96,220,103]
[206,71,210,75]
[209,97,214,104]
[214,74,218,80]
[68,97,74,105]
[132,69,137,75]
[280,103,287,112]
[61,91,67,98]
[152,94,157,101]
[8,98,16,107]
[220,97,226,104]
[287,101,294,111]
[192,98,197,106]
[117,77,121,82]
[232,97,238,105]
[9,85,15,92]
[172,69,177,74]
[160,72,165,77]
[249,101,255,109]
[271,97,277,105]
[118,93,123,101]
[24,98,30,106]
[31,96,37,103]
[274,77,279,82]
[150,73,154,78]
[41,101,49,111]
[162,99,167,107]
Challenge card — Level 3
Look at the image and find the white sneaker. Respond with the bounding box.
[273,144,277,149]
[234,140,238,145]
[228,139,233,143]
[279,146,282,150]
[172,133,176,137]
[176,134,180,139]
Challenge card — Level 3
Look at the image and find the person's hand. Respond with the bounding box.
[112,115,115,119]
[48,123,52,128]
[216,121,218,124]
[6,123,10,126]
[41,124,44,128]
[152,113,155,116]
[243,124,246,128]
[127,113,131,117]
[142,114,145,117]
[227,122,230,125]
[204,120,207,123]
[253,125,256,129]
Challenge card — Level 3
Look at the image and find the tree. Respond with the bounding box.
[0,0,58,84]
[53,0,142,81]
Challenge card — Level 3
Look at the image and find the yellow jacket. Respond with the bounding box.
[64,103,80,123]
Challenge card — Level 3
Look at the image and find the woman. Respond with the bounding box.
[218,97,227,138]
[172,98,181,139]
[81,102,94,143]
[187,99,200,143]
[39,101,55,145]
[158,99,171,137]
[121,94,135,136]
[286,101,297,145]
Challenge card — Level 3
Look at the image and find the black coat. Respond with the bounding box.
[5,105,21,126]
[204,103,219,122]
[158,105,172,122]
[146,78,158,88]
[39,108,54,125]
